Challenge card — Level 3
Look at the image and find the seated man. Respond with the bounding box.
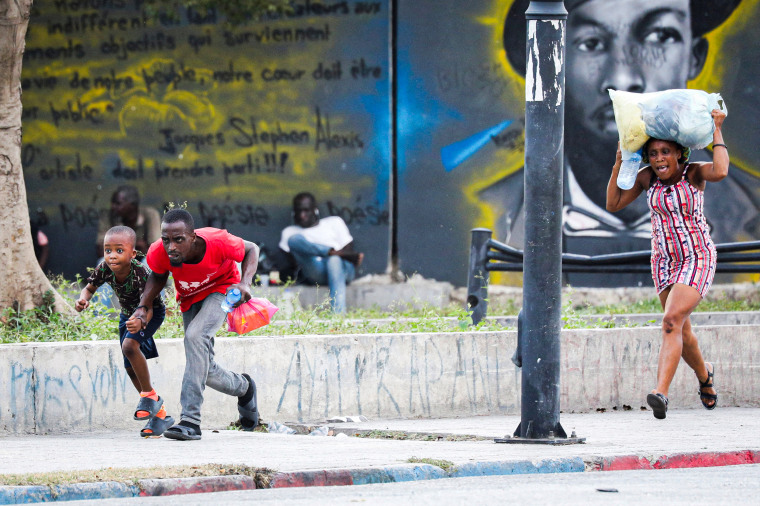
[96,185,161,257]
[279,192,363,313]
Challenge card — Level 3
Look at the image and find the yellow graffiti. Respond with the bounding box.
[22,4,382,231]
[463,0,525,236]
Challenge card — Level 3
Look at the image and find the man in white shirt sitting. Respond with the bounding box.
[279,192,363,313]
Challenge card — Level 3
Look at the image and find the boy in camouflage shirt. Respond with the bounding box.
[76,226,174,437]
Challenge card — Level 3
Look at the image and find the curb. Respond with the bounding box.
[268,457,587,488]
[270,449,759,486]
[0,475,255,504]
[590,450,760,471]
[1,450,758,503]
[138,475,255,496]
[0,482,140,504]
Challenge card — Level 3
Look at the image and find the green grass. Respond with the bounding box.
[0,275,186,344]
[2,276,759,343]
[407,457,457,473]
[571,297,760,314]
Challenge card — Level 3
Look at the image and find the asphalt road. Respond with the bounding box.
[64,464,760,505]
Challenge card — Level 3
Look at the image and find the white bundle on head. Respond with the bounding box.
[609,89,727,152]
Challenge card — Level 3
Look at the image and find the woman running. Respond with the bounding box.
[606,109,726,419]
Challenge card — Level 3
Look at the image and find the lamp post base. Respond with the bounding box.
[494,435,586,445]
[495,421,586,445]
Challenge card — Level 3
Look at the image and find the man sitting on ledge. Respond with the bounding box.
[278,192,363,314]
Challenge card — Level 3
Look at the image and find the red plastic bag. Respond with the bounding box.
[226,297,279,334]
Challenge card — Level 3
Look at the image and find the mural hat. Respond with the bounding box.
[504,0,743,75]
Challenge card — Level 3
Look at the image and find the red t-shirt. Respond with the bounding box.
[147,228,245,312]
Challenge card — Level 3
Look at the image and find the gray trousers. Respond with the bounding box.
[180,292,248,425]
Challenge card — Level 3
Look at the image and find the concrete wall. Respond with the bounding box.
[397,0,760,288]
[22,1,391,282]
[23,1,760,289]
[2,324,758,435]
[257,276,454,312]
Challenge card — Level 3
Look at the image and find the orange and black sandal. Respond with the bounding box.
[141,415,174,438]
[134,395,163,420]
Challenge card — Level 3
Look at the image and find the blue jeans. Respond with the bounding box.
[180,292,249,425]
[287,234,355,313]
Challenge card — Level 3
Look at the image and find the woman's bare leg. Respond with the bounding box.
[654,283,702,397]
[680,318,716,406]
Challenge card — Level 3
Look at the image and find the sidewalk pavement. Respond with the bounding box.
[1,408,759,503]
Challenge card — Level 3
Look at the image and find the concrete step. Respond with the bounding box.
[255,277,454,312]
[3,322,759,435]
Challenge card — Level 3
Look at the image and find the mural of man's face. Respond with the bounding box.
[565,0,700,142]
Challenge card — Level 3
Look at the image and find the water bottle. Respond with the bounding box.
[280,287,296,317]
[220,288,241,313]
[308,426,330,436]
[617,148,642,190]
[267,421,297,434]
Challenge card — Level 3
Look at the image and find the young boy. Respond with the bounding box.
[76,225,174,437]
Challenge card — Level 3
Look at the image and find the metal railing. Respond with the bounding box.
[466,228,760,324]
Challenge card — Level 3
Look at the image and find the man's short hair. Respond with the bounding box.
[293,192,316,209]
[503,0,743,75]
[163,209,195,231]
[104,225,136,247]
[113,185,139,206]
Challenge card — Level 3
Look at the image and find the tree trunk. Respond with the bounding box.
[0,0,71,313]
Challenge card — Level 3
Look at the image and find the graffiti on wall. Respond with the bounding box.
[0,334,521,434]
[21,0,390,280]
[4,329,758,434]
[272,334,518,422]
[1,351,130,433]
[21,0,760,287]
[397,0,760,287]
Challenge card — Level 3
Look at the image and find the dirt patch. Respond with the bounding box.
[0,464,275,489]
[344,429,490,442]
[253,422,490,442]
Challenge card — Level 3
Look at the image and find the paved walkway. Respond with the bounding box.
[1,408,758,502]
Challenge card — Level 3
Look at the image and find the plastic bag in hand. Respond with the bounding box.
[610,89,727,151]
[226,297,279,334]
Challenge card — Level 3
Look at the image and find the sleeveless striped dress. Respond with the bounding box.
[647,164,717,297]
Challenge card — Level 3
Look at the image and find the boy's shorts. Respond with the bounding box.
[118,306,165,369]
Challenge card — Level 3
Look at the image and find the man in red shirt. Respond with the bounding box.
[132,209,260,441]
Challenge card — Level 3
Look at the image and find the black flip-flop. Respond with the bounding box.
[134,396,163,420]
[647,393,669,420]
[238,374,259,431]
[141,415,175,438]
[164,423,202,441]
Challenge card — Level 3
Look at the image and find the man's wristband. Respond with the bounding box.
[136,305,149,311]
[713,143,728,150]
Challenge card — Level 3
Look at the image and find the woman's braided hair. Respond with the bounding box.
[641,139,690,164]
